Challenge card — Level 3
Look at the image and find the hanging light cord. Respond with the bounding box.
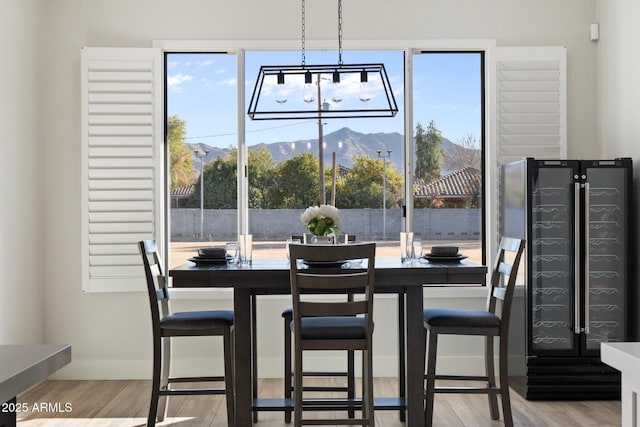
[301,0,306,66]
[337,0,343,65]
[302,0,343,66]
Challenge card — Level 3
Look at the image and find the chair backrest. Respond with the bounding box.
[138,240,170,332]
[288,242,376,333]
[486,237,526,327]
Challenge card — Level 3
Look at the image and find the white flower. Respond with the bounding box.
[300,204,342,236]
[301,206,321,225]
[318,204,341,227]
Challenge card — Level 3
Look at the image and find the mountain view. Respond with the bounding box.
[188,127,480,176]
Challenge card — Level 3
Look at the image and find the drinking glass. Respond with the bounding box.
[239,234,253,265]
[400,232,414,263]
[225,242,240,264]
[412,240,423,261]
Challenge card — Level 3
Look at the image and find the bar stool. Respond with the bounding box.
[423,237,525,427]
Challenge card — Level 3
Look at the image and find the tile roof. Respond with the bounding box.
[413,167,481,198]
[170,184,194,197]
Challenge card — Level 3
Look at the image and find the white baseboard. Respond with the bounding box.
[52,354,492,380]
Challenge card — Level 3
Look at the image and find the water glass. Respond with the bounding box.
[400,232,414,263]
[239,234,253,265]
[412,240,423,261]
[225,242,240,264]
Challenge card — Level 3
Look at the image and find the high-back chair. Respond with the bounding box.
[423,237,525,427]
[281,234,357,422]
[138,240,235,427]
[288,242,376,427]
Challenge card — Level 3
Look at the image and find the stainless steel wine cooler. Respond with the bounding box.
[501,158,633,400]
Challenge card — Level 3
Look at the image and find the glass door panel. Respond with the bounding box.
[529,166,576,352]
[585,166,627,350]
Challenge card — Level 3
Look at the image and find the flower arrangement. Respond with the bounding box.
[301,205,342,236]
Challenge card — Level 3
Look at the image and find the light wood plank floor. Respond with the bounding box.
[16,378,620,426]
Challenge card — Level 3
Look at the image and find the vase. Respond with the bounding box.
[303,233,334,245]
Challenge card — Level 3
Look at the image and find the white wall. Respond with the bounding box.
[0,0,45,343]
[31,0,604,379]
[596,0,640,338]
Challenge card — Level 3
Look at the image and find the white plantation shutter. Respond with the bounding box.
[496,46,567,166]
[81,47,163,292]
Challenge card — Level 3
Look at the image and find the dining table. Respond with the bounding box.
[169,256,487,427]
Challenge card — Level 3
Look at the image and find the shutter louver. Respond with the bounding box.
[496,46,567,166]
[81,47,162,292]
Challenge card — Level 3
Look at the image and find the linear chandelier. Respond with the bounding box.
[247,0,399,121]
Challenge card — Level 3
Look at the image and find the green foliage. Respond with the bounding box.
[275,152,321,208]
[336,156,403,208]
[415,120,444,182]
[167,115,194,190]
[184,145,405,210]
[249,146,278,209]
[188,150,237,209]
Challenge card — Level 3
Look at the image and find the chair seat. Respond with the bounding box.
[291,316,370,339]
[424,308,500,329]
[161,310,234,331]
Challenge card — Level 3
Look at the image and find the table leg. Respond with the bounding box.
[234,288,253,427]
[398,291,406,422]
[405,286,425,427]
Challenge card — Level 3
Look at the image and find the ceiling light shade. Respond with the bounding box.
[247,63,398,120]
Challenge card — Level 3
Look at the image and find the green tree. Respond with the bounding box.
[275,152,320,208]
[336,156,403,208]
[248,146,277,209]
[415,120,444,182]
[188,150,237,209]
[167,115,194,190]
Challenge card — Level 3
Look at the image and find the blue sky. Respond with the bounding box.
[166,51,481,149]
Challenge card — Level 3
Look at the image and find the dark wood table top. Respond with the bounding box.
[170,257,487,290]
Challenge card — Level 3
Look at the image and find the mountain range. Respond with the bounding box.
[188,127,479,176]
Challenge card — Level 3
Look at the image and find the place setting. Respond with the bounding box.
[422,245,468,263]
[188,246,232,265]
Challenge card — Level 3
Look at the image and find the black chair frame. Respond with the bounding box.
[139,240,235,427]
[423,237,525,427]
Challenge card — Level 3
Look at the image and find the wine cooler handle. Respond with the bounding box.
[584,182,590,334]
[574,182,581,334]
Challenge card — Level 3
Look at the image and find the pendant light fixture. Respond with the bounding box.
[247,0,399,121]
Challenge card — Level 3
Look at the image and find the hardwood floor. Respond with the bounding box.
[16,378,620,426]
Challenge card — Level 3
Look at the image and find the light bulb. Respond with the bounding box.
[303,71,315,103]
[359,70,372,102]
[275,71,287,104]
[331,70,343,103]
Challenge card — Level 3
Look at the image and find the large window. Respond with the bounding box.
[411,52,484,264]
[166,49,484,267]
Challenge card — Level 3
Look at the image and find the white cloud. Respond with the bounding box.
[197,59,215,69]
[217,78,237,86]
[167,73,194,93]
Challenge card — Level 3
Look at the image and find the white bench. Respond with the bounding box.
[602,342,640,427]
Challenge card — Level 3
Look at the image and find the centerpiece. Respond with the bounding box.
[301,205,341,238]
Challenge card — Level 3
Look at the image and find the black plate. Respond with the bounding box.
[188,256,228,265]
[422,254,467,263]
[302,260,348,268]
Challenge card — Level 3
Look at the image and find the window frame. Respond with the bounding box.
[81,41,568,292]
[156,38,497,268]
